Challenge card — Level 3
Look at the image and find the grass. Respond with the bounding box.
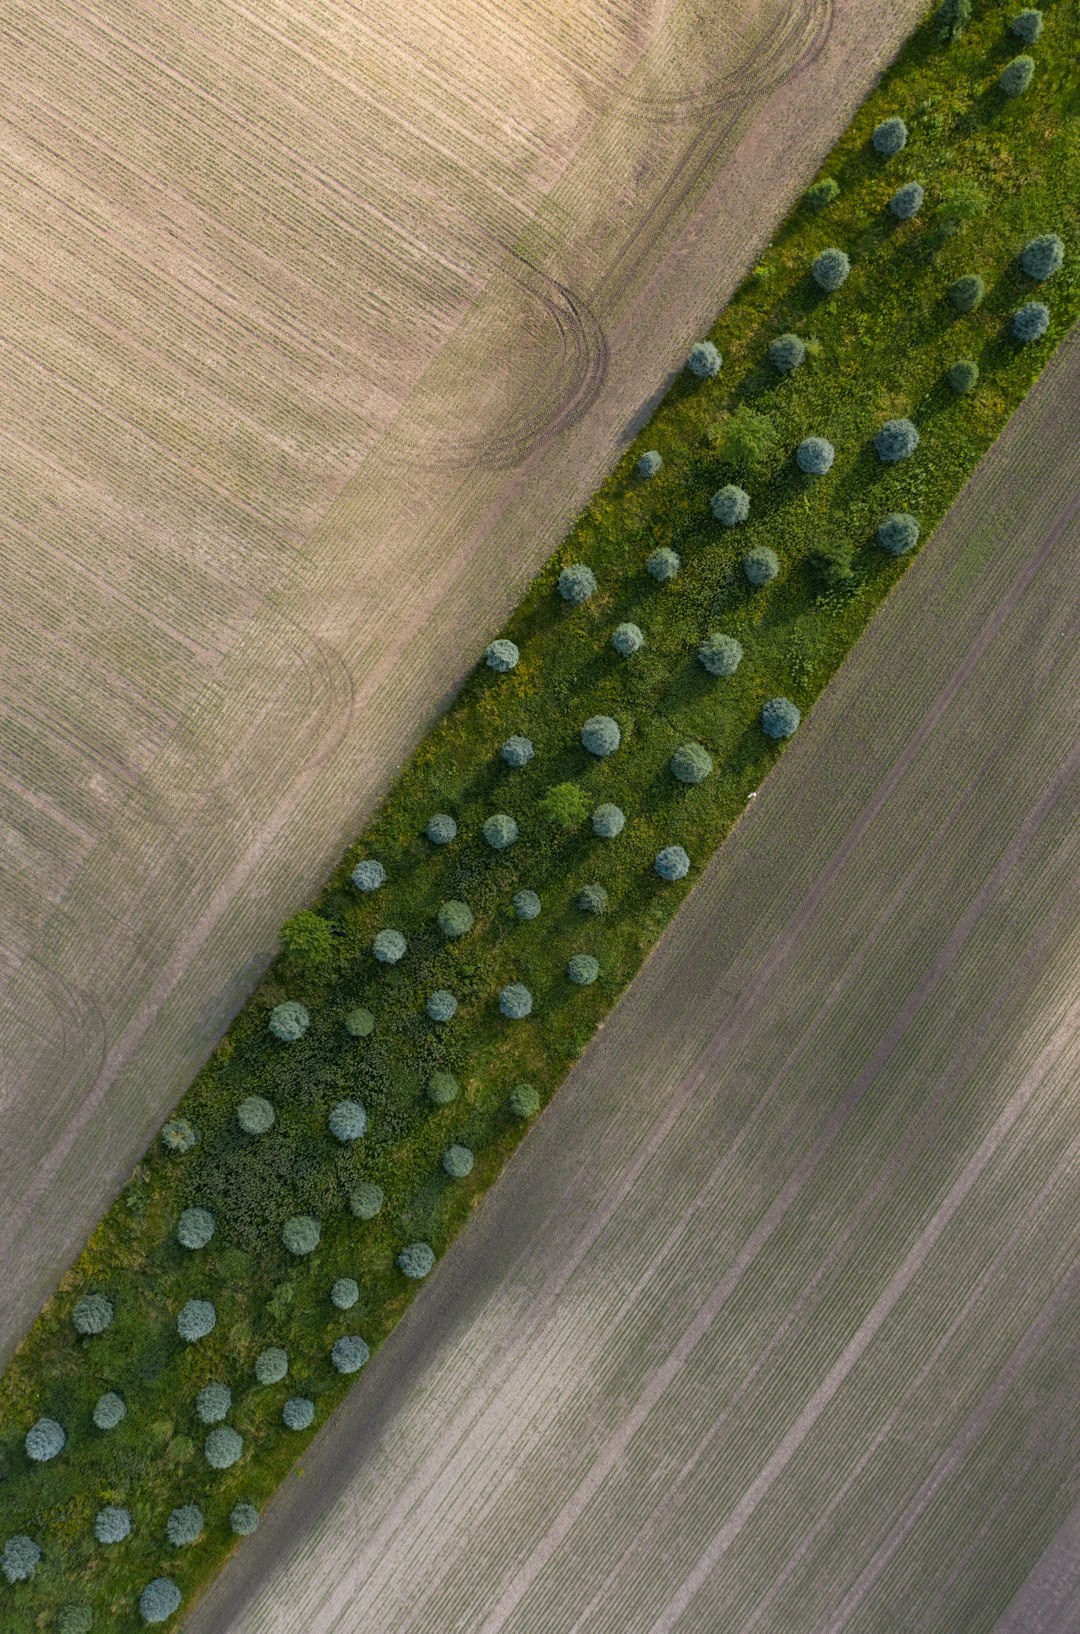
[1,0,1078,1627]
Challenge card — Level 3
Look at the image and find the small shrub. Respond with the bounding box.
[871,115,908,155]
[698,633,744,676]
[254,1347,288,1384]
[811,247,850,291]
[237,1095,275,1135]
[72,1292,114,1335]
[58,1608,94,1634]
[25,1417,65,1462]
[769,332,806,373]
[398,1241,436,1278]
[949,273,985,313]
[483,813,518,849]
[204,1426,243,1468]
[646,546,680,582]
[331,1276,359,1310]
[637,449,662,476]
[581,715,621,757]
[230,1504,259,1536]
[714,404,777,470]
[501,735,534,768]
[373,928,407,964]
[350,1181,384,1218]
[795,436,835,475]
[345,1006,375,1038]
[1012,300,1050,341]
[139,1579,182,1624]
[196,1383,231,1425]
[508,1083,541,1118]
[161,1118,198,1155]
[889,181,924,220]
[591,802,625,838]
[934,0,971,38]
[282,1215,321,1255]
[279,909,334,971]
[94,1506,131,1545]
[177,1300,216,1343]
[541,781,590,830]
[425,812,458,845]
[743,546,779,587]
[268,1000,309,1042]
[1021,233,1064,281]
[947,358,979,393]
[166,1505,203,1547]
[877,512,921,555]
[329,1100,367,1140]
[873,418,919,462]
[331,1335,370,1375]
[937,179,987,227]
[177,1207,216,1251]
[2,1533,41,1582]
[671,743,713,785]
[282,1397,314,1431]
[427,1071,460,1105]
[437,899,474,938]
[686,340,722,377]
[443,1144,475,1179]
[92,1391,126,1431]
[567,954,600,986]
[809,540,855,592]
[611,621,645,657]
[999,54,1035,96]
[485,638,519,672]
[1011,6,1043,40]
[426,989,458,1022]
[804,177,839,210]
[558,563,598,605]
[499,983,534,1019]
[576,883,609,915]
[655,845,690,881]
[761,697,801,739]
[710,483,750,525]
[512,888,542,920]
[351,858,386,892]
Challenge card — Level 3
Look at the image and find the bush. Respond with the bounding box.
[581,715,621,757]
[230,1504,259,1536]
[481,812,517,850]
[345,1006,375,1038]
[398,1241,436,1278]
[177,1299,216,1342]
[809,540,855,592]
[204,1426,244,1468]
[795,436,835,475]
[541,781,590,830]
[139,1579,182,1624]
[331,1335,370,1375]
[769,331,806,373]
[166,1504,203,1547]
[949,273,985,312]
[1011,6,1043,41]
[512,889,542,920]
[328,1100,367,1141]
[373,928,407,963]
[576,883,609,915]
[485,638,519,672]
[283,1215,321,1255]
[934,0,971,38]
[351,858,386,892]
[279,909,334,970]
[92,1391,126,1431]
[558,563,598,605]
[72,1292,114,1335]
[937,179,987,228]
[331,1276,359,1310]
[350,1181,385,1218]
[873,418,920,462]
[500,735,534,768]
[811,247,850,290]
[425,812,458,845]
[637,449,662,476]
[237,1095,275,1136]
[611,621,645,657]
[94,1506,131,1545]
[508,1083,541,1118]
[25,1417,65,1462]
[670,743,713,785]
[999,54,1035,96]
[427,1071,460,1105]
[804,177,839,210]
[761,697,801,739]
[177,1206,216,1248]
[443,1144,474,1178]
[947,358,979,393]
[655,845,690,881]
[877,512,921,555]
[161,1118,198,1155]
[889,181,925,220]
[499,983,534,1019]
[646,546,681,582]
[872,115,908,155]
[268,1000,310,1041]
[437,899,474,938]
[1021,233,1064,281]
[743,546,780,586]
[282,1397,315,1430]
[58,1609,94,1634]
[196,1383,231,1425]
[254,1346,288,1384]
[591,802,626,838]
[714,405,777,470]
[698,632,744,676]
[567,954,600,985]
[2,1533,41,1582]
[710,483,750,525]
[1013,300,1050,341]
[686,340,722,377]
[426,989,458,1022]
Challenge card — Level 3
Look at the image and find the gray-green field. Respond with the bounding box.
[183,330,1080,1633]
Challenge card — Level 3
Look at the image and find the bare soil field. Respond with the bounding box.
[182,331,1080,1633]
[0,0,929,1355]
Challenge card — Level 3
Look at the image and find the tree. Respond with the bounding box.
[331,1277,359,1310]
[934,0,971,38]
[425,812,458,844]
[350,858,386,892]
[541,781,590,830]
[427,1071,460,1105]
[373,929,407,963]
[761,697,801,739]
[328,1100,367,1140]
[512,889,542,920]
[811,247,851,290]
[581,716,621,757]
[230,1504,260,1536]
[671,744,713,785]
[509,1084,541,1118]
[804,177,839,210]
[92,1391,127,1430]
[254,1346,288,1384]
[808,540,855,591]
[1021,234,1064,281]
[1,1533,41,1583]
[204,1427,244,1468]
[437,899,474,938]
[72,1292,114,1335]
[485,638,519,672]
[591,802,626,837]
[698,633,744,676]
[268,1000,310,1041]
[873,418,920,462]
[282,1397,315,1430]
[499,983,534,1019]
[279,909,334,971]
[871,115,908,155]
[686,340,722,377]
[331,1336,370,1374]
[58,1608,94,1634]
[889,182,924,220]
[398,1242,436,1278]
[443,1144,475,1177]
[611,621,645,656]
[655,846,690,881]
[947,359,979,393]
[161,1117,198,1154]
[646,547,681,582]
[576,883,609,914]
[426,990,458,1022]
[710,483,751,525]
[177,1299,216,1342]
[177,1206,216,1247]
[949,273,985,312]
[877,512,920,555]
[1013,301,1050,341]
[768,332,806,373]
[282,1215,321,1255]
[999,54,1035,95]
[795,436,835,475]
[567,954,600,986]
[94,1507,131,1545]
[483,813,519,849]
[25,1417,66,1462]
[558,563,598,604]
[1011,7,1043,42]
[637,450,662,476]
[713,405,777,471]
[166,1505,204,1547]
[345,1006,375,1038]
[350,1181,385,1218]
[500,735,534,767]
[196,1383,231,1424]
[139,1579,182,1625]
[743,546,779,586]
[236,1095,275,1134]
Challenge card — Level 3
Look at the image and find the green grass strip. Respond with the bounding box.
[2,2,1078,1626]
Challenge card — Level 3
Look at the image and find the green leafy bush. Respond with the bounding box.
[177,1300,216,1343]
[804,177,839,210]
[637,450,662,476]
[94,1507,131,1546]
[2,1533,41,1582]
[230,1504,259,1536]
[1011,7,1043,41]
[373,929,407,964]
[949,272,985,312]
[874,418,920,461]
[195,1383,231,1425]
[331,1277,359,1310]
[947,358,979,392]
[282,1215,321,1256]
[161,1118,198,1155]
[279,909,335,971]
[443,1144,474,1177]
[166,1505,203,1547]
[72,1292,114,1335]
[254,1347,288,1385]
[872,115,908,155]
[809,540,855,591]
[350,859,385,892]
[483,813,518,849]
[646,547,680,582]
[282,1397,314,1430]
[425,813,458,845]
[508,1084,541,1118]
[795,436,835,474]
[92,1391,126,1431]
[350,1182,385,1218]
[426,989,458,1022]
[328,1100,367,1141]
[268,1001,309,1041]
[710,483,750,525]
[139,1578,181,1624]
[811,247,851,290]
[714,404,777,470]
[437,899,474,938]
[427,1071,460,1105]
[1021,233,1064,280]
[177,1206,216,1248]
[499,983,533,1019]
[937,179,987,227]
[345,1006,375,1037]
[889,181,925,220]
[567,954,600,986]
[743,547,779,586]
[877,512,921,555]
[655,845,690,881]
[1013,300,1050,340]
[558,563,598,605]
[698,633,744,676]
[581,716,621,757]
[331,1336,370,1374]
[591,802,625,838]
[500,735,534,768]
[485,639,519,672]
[512,889,542,920]
[611,621,645,656]
[398,1242,436,1278]
[761,697,801,738]
[999,54,1035,96]
[769,331,807,372]
[670,744,713,785]
[541,781,590,829]
[934,0,971,39]
[204,1427,243,1468]
[576,883,609,914]
[686,340,722,377]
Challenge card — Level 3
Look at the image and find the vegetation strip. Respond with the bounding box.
[2,2,1077,1627]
